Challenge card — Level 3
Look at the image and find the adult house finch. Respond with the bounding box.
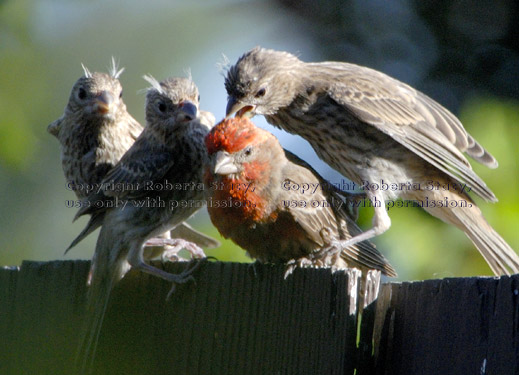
[75,76,214,372]
[224,47,519,275]
[204,117,396,278]
[47,61,218,253]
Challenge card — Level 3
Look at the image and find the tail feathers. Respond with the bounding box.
[75,228,127,374]
[65,212,105,254]
[455,208,519,275]
[419,186,519,276]
[76,273,117,374]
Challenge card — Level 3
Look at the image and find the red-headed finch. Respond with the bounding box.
[224,47,519,275]
[76,76,214,373]
[204,117,396,278]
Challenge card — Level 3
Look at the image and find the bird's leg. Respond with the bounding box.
[143,231,174,260]
[127,241,200,286]
[323,190,391,253]
[144,238,207,261]
[247,260,263,278]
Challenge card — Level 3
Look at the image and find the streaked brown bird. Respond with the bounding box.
[48,61,218,253]
[204,117,396,278]
[48,60,142,248]
[76,75,214,373]
[224,46,519,276]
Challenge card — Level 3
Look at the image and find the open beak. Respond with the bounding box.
[179,100,198,121]
[94,91,114,115]
[225,96,255,119]
[214,151,239,175]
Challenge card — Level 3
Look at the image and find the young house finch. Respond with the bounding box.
[48,61,218,252]
[76,76,214,372]
[48,60,142,248]
[224,47,519,275]
[204,117,396,278]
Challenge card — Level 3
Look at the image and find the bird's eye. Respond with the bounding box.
[255,88,266,98]
[244,146,253,156]
[157,101,167,113]
[119,90,123,99]
[197,94,201,102]
[78,88,87,100]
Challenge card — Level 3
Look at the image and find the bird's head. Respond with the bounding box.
[143,75,200,130]
[204,117,283,187]
[224,47,302,118]
[67,59,126,121]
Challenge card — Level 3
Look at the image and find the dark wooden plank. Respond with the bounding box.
[0,266,19,375]
[87,261,357,375]
[374,276,519,375]
[3,260,517,375]
[5,260,90,375]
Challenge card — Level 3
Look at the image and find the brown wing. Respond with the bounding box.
[283,150,397,276]
[313,62,497,202]
[100,131,174,199]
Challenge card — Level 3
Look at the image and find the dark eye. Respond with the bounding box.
[119,90,123,99]
[255,88,266,98]
[157,101,167,113]
[244,146,253,156]
[78,88,87,100]
[197,94,200,102]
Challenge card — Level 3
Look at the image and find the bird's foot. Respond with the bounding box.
[144,238,207,262]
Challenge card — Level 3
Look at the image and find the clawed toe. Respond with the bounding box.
[147,238,207,262]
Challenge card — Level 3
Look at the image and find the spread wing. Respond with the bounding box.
[314,62,497,202]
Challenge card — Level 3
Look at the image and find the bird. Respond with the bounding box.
[47,60,218,254]
[204,117,396,278]
[48,59,142,249]
[224,46,519,276]
[75,75,215,373]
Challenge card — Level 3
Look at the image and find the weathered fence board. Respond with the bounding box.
[1,260,518,375]
[373,276,519,375]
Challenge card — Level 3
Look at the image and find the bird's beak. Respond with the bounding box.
[94,91,115,115]
[225,96,255,119]
[214,151,239,175]
[179,100,198,121]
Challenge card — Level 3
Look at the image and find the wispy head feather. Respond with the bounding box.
[143,74,164,94]
[109,57,125,79]
[81,63,92,78]
[183,68,193,81]
[216,53,231,77]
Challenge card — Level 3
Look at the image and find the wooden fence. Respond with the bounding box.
[1,260,517,374]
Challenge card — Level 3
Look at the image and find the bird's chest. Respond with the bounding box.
[266,101,413,189]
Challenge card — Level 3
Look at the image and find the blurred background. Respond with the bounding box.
[1,0,518,281]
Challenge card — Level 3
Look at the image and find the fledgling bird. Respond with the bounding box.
[48,60,142,248]
[76,76,214,373]
[47,61,218,253]
[224,47,519,276]
[204,117,396,278]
